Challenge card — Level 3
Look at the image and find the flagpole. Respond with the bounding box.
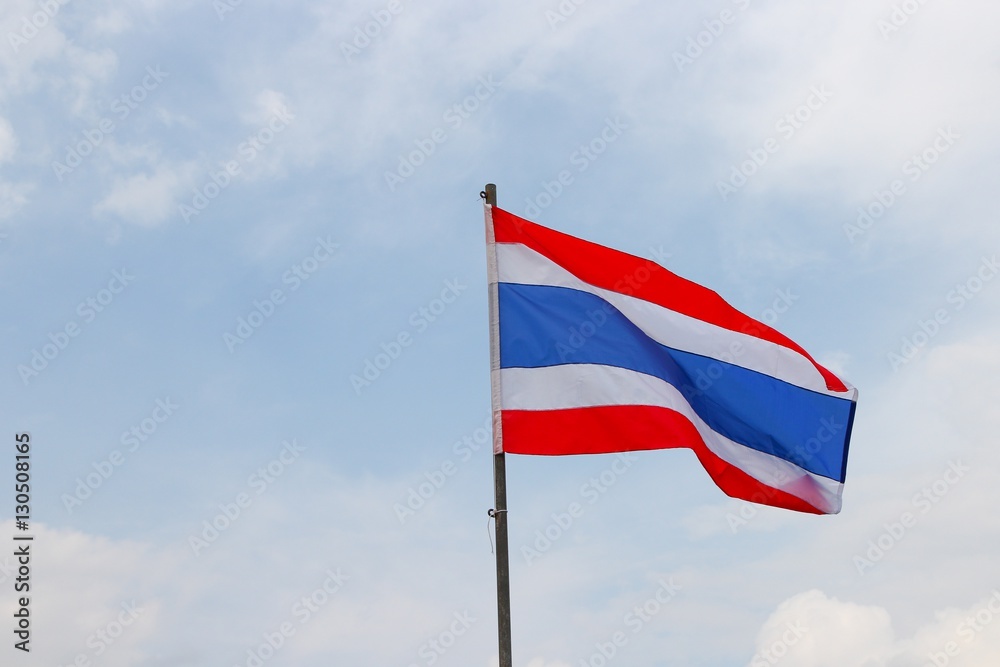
[484,182,513,667]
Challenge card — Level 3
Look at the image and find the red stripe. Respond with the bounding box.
[491,206,847,393]
[501,406,827,514]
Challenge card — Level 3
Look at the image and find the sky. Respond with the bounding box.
[1,1,999,666]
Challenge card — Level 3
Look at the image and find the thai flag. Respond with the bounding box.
[485,205,858,515]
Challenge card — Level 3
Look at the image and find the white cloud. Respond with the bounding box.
[93,161,197,227]
[526,659,573,667]
[0,116,16,163]
[749,589,1000,667]
[0,521,170,667]
[0,181,31,219]
[688,0,1000,238]
[90,8,132,35]
[242,89,294,127]
[748,590,895,666]
[0,0,118,104]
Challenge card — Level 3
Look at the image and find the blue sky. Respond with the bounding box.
[2,1,1000,666]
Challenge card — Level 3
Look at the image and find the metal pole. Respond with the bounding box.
[484,183,513,667]
[493,454,512,667]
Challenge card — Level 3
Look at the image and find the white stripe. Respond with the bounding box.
[501,364,843,513]
[484,205,504,455]
[494,242,857,400]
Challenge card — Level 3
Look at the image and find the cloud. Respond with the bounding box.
[90,8,132,35]
[242,89,293,127]
[526,659,573,667]
[0,521,169,667]
[899,592,1000,667]
[749,589,1000,667]
[0,115,30,220]
[686,0,1000,237]
[0,181,31,219]
[93,161,197,227]
[748,590,895,666]
[0,116,16,163]
[0,0,118,106]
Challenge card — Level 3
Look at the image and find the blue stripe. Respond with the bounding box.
[498,283,852,483]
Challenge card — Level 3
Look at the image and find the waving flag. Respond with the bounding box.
[485,205,857,515]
